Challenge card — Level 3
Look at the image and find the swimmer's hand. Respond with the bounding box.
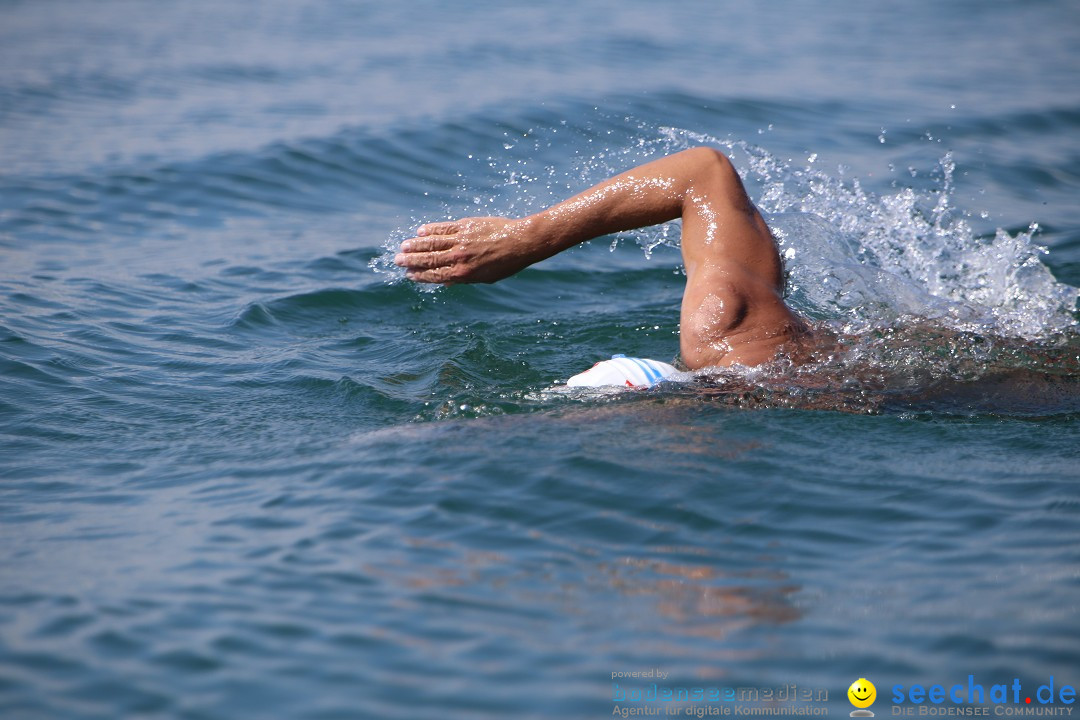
[394,217,551,285]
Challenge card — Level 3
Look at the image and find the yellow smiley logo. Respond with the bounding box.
[848,678,877,709]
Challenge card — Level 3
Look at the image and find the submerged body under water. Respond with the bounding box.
[2,0,1080,718]
[663,322,1080,416]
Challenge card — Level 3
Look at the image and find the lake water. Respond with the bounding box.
[1,1,1079,718]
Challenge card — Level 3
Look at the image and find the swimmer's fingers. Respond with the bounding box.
[405,266,462,285]
[393,250,457,270]
[417,221,459,237]
[399,235,455,253]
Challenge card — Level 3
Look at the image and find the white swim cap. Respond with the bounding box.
[566,355,681,388]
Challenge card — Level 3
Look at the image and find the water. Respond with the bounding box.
[2,1,1079,718]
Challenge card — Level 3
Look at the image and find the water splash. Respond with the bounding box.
[368,221,445,293]
[647,127,1079,340]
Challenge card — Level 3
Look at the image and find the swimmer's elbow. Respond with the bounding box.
[678,146,733,169]
[676,147,736,185]
[674,147,750,209]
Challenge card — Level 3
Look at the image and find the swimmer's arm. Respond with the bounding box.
[396,147,751,284]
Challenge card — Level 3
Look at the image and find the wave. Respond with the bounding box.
[0,93,898,236]
[7,89,1079,251]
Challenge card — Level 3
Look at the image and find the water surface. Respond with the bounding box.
[2,1,1079,718]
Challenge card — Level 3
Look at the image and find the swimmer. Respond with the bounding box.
[394,147,809,370]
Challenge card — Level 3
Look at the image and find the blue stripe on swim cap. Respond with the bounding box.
[642,359,665,385]
[611,357,645,386]
[628,357,662,386]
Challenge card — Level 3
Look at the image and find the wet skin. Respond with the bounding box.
[394,147,807,370]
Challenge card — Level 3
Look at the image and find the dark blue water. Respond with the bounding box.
[2,1,1079,718]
